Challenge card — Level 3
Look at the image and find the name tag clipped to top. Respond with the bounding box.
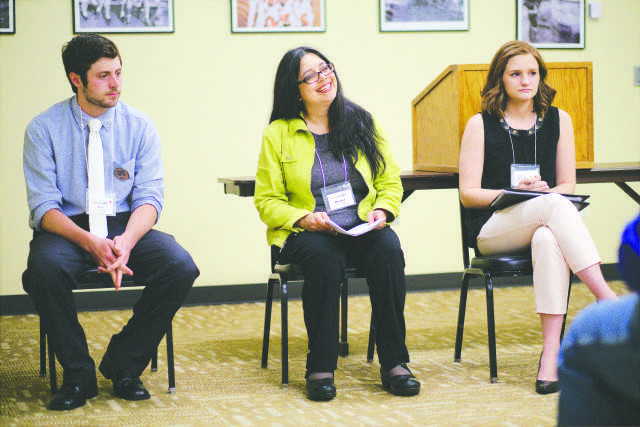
[321,182,356,212]
[510,164,540,188]
[86,191,116,216]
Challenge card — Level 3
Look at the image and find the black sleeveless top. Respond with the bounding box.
[463,106,560,248]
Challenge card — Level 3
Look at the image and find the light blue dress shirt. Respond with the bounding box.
[23,96,164,230]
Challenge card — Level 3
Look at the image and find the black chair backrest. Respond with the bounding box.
[458,201,473,270]
[458,194,532,273]
[270,245,281,272]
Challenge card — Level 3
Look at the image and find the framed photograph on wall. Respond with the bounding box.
[380,0,469,32]
[0,0,15,34]
[517,0,585,48]
[73,0,174,34]
[231,0,325,33]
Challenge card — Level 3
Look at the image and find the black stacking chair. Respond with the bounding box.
[454,200,571,383]
[261,246,376,385]
[39,269,176,394]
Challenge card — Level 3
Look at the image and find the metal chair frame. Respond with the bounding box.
[454,200,571,383]
[261,254,376,386]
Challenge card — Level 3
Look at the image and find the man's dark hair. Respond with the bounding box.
[61,34,121,93]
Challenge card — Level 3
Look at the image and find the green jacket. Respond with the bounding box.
[255,117,402,247]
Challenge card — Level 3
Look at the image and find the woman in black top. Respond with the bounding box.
[458,41,617,395]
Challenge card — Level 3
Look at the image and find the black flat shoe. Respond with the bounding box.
[305,377,336,402]
[113,377,151,401]
[47,379,98,411]
[535,353,559,395]
[380,363,420,396]
[535,379,560,395]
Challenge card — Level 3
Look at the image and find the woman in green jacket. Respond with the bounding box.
[255,46,420,401]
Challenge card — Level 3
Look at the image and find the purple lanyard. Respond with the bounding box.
[315,150,348,189]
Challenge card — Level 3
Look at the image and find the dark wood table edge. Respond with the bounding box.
[219,162,640,204]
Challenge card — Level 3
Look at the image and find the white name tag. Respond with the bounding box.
[86,191,116,216]
[322,182,356,212]
[511,164,540,188]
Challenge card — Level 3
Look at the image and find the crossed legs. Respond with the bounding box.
[477,193,617,382]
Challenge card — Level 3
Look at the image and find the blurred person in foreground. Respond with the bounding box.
[558,213,640,425]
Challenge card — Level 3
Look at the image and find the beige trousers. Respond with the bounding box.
[477,193,601,314]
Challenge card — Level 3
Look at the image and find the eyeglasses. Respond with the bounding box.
[298,63,335,85]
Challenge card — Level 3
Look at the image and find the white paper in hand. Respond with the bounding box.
[326,218,385,236]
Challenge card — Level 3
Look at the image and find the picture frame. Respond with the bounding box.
[516,0,585,49]
[0,0,15,34]
[380,0,469,32]
[231,0,325,33]
[73,0,174,34]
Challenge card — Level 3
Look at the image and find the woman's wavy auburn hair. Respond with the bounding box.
[481,40,556,118]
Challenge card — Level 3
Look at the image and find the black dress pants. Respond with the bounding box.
[22,213,199,385]
[279,226,410,373]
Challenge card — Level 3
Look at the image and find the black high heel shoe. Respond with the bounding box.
[535,353,559,395]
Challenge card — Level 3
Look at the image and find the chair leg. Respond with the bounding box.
[560,275,573,340]
[484,274,498,383]
[48,332,57,394]
[339,278,349,357]
[366,312,376,363]
[39,318,47,378]
[151,350,158,372]
[281,279,289,387]
[454,273,471,362]
[261,277,276,368]
[166,323,175,393]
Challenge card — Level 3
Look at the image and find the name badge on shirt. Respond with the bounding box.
[321,182,356,212]
[511,164,540,188]
[86,191,116,216]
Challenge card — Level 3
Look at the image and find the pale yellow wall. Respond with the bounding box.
[1,0,639,296]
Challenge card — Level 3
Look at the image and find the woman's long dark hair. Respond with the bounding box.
[270,47,386,178]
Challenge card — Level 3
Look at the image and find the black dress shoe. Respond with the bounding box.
[48,380,98,411]
[305,377,336,402]
[535,353,559,395]
[113,377,151,401]
[380,364,421,396]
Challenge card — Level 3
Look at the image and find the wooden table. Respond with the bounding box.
[218,162,640,205]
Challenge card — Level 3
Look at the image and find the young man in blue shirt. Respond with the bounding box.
[22,34,199,411]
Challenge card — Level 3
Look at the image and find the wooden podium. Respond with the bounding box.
[412,62,594,172]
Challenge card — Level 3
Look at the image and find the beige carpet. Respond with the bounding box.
[0,281,629,426]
